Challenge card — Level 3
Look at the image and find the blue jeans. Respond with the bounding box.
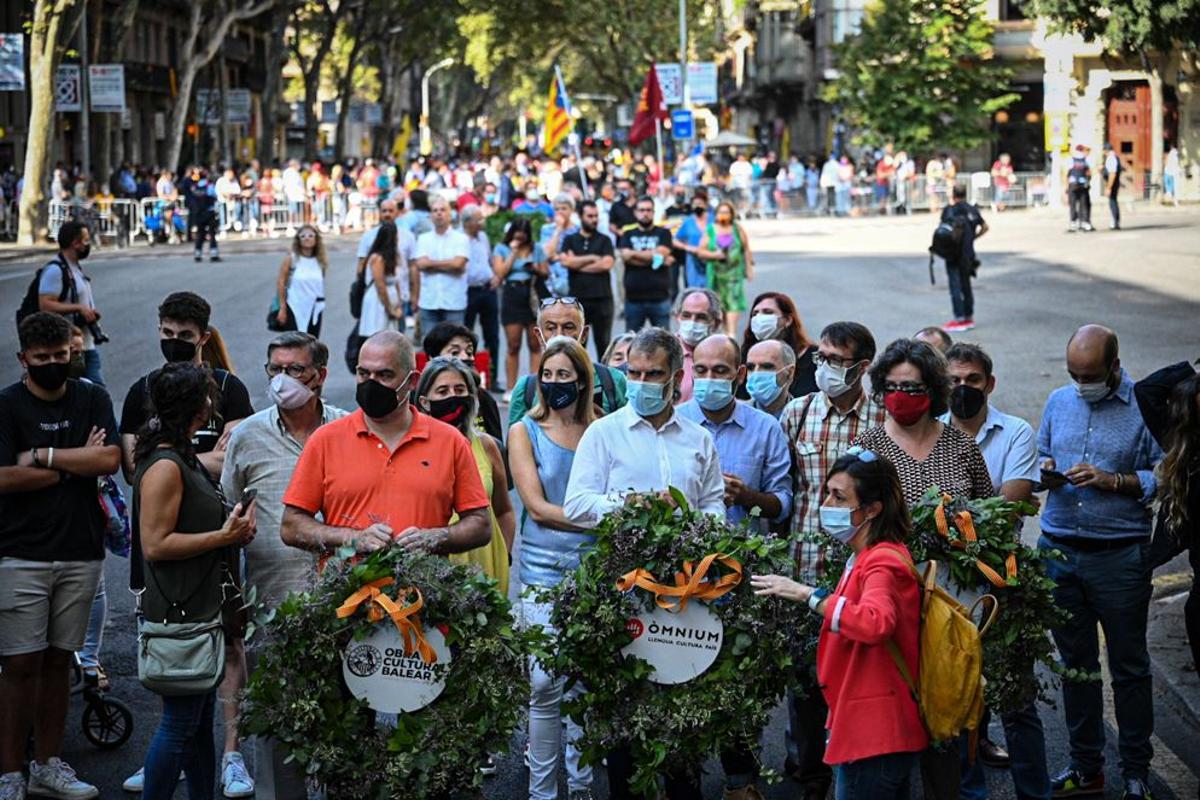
[960,704,1050,800]
[78,572,106,670]
[82,349,104,386]
[946,260,974,320]
[419,308,465,335]
[623,299,671,332]
[1039,535,1152,782]
[835,750,918,800]
[835,187,851,216]
[143,689,217,800]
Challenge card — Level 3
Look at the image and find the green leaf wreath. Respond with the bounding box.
[907,488,1078,713]
[241,547,541,800]
[541,492,802,795]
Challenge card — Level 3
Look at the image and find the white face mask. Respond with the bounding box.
[750,312,780,340]
[1074,380,1111,403]
[267,373,315,410]
[816,361,860,399]
[678,319,711,346]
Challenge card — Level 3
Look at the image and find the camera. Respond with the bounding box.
[89,323,109,345]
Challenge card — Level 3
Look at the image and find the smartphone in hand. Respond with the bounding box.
[238,488,258,514]
[1039,468,1070,490]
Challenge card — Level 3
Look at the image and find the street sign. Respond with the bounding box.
[88,65,125,112]
[55,65,82,111]
[655,63,683,106]
[654,62,718,106]
[670,109,694,140]
[197,89,251,125]
[0,34,24,92]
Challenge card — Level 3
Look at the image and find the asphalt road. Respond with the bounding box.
[1,204,1197,798]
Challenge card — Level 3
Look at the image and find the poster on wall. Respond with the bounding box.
[88,64,126,112]
[56,65,82,111]
[0,34,24,91]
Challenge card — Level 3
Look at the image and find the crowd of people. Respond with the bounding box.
[0,167,1197,800]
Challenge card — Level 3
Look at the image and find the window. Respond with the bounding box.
[999,0,1027,20]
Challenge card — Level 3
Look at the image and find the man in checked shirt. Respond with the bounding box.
[779,321,885,799]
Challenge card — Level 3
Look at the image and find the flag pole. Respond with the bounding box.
[654,118,664,201]
[555,64,590,200]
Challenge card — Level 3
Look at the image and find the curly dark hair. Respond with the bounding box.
[18,312,71,351]
[1159,373,1200,535]
[158,291,211,331]
[133,363,215,467]
[423,322,477,359]
[868,338,952,418]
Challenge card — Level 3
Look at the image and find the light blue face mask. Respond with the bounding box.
[693,378,734,411]
[626,379,671,417]
[819,504,863,544]
[746,370,785,406]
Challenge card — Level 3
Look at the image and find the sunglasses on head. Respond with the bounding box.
[539,296,581,309]
[844,446,879,463]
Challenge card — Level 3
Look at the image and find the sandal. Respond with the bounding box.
[82,665,111,692]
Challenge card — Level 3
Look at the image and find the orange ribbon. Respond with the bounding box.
[933,495,1018,588]
[616,552,743,612]
[336,577,438,665]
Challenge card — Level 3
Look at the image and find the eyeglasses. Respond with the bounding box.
[844,446,879,463]
[265,363,314,379]
[539,296,581,309]
[812,352,859,369]
[882,381,927,396]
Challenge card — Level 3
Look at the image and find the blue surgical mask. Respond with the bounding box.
[819,504,863,545]
[693,378,734,412]
[626,379,670,417]
[746,370,784,406]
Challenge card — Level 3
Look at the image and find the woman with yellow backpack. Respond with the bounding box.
[753,447,927,799]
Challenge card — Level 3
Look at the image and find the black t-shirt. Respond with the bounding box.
[0,380,120,561]
[618,226,674,301]
[562,231,615,300]
[120,367,253,453]
[609,199,636,233]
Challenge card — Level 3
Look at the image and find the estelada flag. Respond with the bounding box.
[544,71,573,155]
[629,64,669,146]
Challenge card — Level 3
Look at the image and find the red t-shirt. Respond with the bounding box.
[456,192,480,213]
[283,407,489,536]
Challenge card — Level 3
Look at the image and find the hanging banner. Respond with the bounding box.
[88,64,126,112]
[56,64,82,111]
[197,89,251,126]
[0,34,23,92]
[654,63,683,106]
[686,62,719,105]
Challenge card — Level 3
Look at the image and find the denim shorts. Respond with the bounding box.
[0,558,103,656]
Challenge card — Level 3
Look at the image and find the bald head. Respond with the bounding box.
[748,339,795,370]
[695,334,741,366]
[362,330,415,374]
[1067,324,1119,386]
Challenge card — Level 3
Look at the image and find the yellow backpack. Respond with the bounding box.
[881,551,998,754]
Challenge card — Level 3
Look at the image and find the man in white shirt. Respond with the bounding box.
[564,327,725,525]
[460,205,500,385]
[215,168,241,233]
[412,196,470,333]
[282,159,306,227]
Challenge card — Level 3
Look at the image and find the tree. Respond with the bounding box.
[94,0,139,186]
[287,0,345,160]
[1019,0,1200,184]
[824,0,1018,154]
[165,0,276,172]
[19,0,80,245]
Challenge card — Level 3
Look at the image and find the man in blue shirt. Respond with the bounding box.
[677,334,791,531]
[1036,325,1161,800]
[942,343,1048,800]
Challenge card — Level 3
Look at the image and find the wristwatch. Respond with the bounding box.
[808,587,831,613]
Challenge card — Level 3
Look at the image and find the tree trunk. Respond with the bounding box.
[219,51,233,165]
[303,74,320,161]
[333,19,367,162]
[1148,60,1164,194]
[19,0,80,245]
[257,3,287,163]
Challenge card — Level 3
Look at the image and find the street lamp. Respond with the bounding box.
[420,58,455,156]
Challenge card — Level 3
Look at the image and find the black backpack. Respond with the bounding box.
[16,256,73,327]
[930,216,967,261]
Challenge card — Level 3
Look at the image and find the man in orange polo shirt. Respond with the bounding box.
[281,330,490,556]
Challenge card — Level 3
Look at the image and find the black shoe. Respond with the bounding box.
[1122,777,1152,800]
[978,737,1011,768]
[210,255,222,262]
[1051,766,1104,797]
[194,254,202,262]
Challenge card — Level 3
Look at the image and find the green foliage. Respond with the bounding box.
[1019,0,1200,57]
[483,210,547,246]
[824,0,1019,153]
[541,494,802,795]
[242,548,542,800]
[908,488,1097,712]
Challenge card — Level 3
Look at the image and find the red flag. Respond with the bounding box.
[629,64,669,146]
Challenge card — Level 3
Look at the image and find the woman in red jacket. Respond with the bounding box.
[753,446,926,799]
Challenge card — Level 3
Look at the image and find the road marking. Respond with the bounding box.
[1099,641,1199,796]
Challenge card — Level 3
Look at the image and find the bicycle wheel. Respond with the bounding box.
[82,696,133,749]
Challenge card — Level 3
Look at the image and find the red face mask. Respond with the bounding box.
[884,391,931,426]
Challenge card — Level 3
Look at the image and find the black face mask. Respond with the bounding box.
[950,384,987,420]
[68,355,87,379]
[77,244,91,260]
[541,380,580,410]
[426,395,471,425]
[160,338,197,363]
[26,361,70,392]
[356,379,402,419]
[692,207,706,216]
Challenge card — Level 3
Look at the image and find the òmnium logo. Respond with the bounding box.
[346,644,382,678]
[621,601,724,685]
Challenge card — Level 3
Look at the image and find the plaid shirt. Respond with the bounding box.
[782,390,887,585]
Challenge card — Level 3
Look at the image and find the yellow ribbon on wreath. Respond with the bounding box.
[336,577,438,664]
[616,552,743,612]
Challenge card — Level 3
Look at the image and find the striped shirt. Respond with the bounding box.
[782,390,886,584]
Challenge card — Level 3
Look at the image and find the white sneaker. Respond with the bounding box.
[27,759,97,800]
[121,768,185,793]
[0,772,26,800]
[478,754,498,776]
[221,753,255,798]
